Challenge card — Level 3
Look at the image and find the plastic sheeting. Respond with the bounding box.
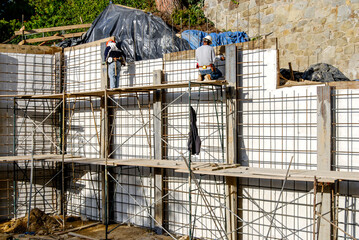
[302,63,350,82]
[58,4,191,61]
[280,63,350,82]
[181,30,249,49]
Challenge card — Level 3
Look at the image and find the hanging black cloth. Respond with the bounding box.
[188,106,201,155]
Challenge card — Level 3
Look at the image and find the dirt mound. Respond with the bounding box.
[1,208,62,235]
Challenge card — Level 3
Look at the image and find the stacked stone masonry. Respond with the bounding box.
[203,0,359,79]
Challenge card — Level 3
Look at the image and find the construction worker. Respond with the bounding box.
[195,35,223,81]
[104,39,126,89]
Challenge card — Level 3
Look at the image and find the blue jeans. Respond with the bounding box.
[108,61,121,88]
[199,68,222,80]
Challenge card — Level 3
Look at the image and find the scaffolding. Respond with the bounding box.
[0,38,359,240]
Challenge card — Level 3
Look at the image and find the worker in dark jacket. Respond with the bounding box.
[104,40,126,89]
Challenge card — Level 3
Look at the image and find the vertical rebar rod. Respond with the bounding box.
[313,176,317,240]
[334,180,339,240]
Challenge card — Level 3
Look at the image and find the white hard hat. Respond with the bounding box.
[203,35,212,43]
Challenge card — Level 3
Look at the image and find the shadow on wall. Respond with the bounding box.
[0,54,17,156]
[9,162,58,218]
[0,163,14,221]
[127,62,136,87]
[113,166,153,228]
[238,92,250,167]
[67,165,102,221]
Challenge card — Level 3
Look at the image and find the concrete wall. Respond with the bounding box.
[65,45,102,92]
[0,52,56,156]
[203,0,359,80]
[0,41,358,238]
[334,88,359,171]
[38,43,359,238]
[0,51,59,219]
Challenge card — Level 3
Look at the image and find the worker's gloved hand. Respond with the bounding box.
[107,57,113,63]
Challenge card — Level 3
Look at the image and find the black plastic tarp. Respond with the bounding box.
[58,4,191,61]
[280,63,350,82]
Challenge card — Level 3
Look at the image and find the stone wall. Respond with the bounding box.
[203,0,359,79]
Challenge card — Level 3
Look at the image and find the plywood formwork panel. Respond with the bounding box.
[0,47,59,220]
[66,98,101,159]
[0,163,14,221]
[333,89,359,172]
[110,94,153,160]
[335,181,359,239]
[66,164,102,221]
[118,59,163,87]
[163,57,226,163]
[239,178,315,240]
[240,49,318,170]
[0,52,57,157]
[65,46,102,92]
[165,171,226,239]
[113,166,154,228]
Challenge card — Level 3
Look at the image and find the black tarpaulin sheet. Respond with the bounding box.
[58,4,191,61]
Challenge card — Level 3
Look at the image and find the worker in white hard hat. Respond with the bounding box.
[104,39,126,89]
[195,35,224,81]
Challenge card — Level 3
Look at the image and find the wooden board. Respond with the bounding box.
[0,80,228,99]
[0,44,62,54]
[0,154,80,162]
[18,32,86,45]
[64,37,115,51]
[54,222,100,235]
[15,24,91,35]
[2,155,359,183]
[329,81,359,89]
[108,80,228,93]
[0,93,64,99]
[279,81,359,89]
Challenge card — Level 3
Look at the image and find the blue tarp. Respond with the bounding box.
[181,30,249,49]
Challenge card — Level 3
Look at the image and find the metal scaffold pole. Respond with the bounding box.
[61,92,66,229]
[13,97,17,219]
[27,131,35,229]
[188,80,193,239]
[104,89,109,240]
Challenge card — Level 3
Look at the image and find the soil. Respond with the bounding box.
[0,208,175,240]
[74,224,174,240]
[0,208,62,235]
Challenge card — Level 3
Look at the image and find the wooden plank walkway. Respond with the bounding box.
[1,154,358,183]
[0,80,228,99]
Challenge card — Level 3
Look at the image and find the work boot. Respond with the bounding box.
[197,74,203,81]
[204,74,212,81]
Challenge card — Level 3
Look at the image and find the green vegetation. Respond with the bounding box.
[171,4,207,26]
[171,0,211,27]
[0,0,155,43]
[0,0,209,43]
